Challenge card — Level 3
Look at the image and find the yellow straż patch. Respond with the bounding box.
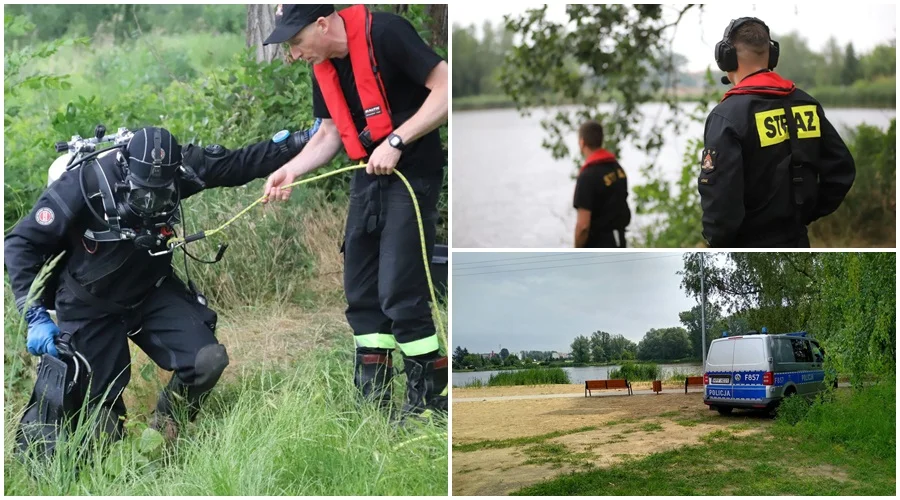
[754,104,821,147]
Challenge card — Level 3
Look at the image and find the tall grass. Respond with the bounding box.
[608,362,660,381]
[484,368,570,386]
[665,367,702,383]
[4,346,447,495]
[775,383,895,460]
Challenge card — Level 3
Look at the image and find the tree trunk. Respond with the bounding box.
[426,4,448,49]
[246,4,284,63]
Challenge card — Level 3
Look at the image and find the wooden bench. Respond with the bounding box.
[585,379,632,397]
[685,376,704,394]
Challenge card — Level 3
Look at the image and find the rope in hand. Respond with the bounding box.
[167,162,448,368]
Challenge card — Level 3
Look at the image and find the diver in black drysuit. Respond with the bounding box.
[6,124,316,450]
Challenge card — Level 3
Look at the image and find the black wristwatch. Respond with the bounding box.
[387,132,406,151]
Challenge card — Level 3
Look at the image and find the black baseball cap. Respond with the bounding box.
[263,4,336,46]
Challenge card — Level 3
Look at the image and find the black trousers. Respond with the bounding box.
[587,229,627,248]
[343,171,441,357]
[56,276,222,420]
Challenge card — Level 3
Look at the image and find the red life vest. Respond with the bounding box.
[722,70,796,101]
[313,4,392,160]
[580,148,617,174]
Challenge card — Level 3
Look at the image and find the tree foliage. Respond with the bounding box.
[570,335,591,364]
[451,21,514,97]
[589,331,607,363]
[678,303,721,359]
[636,327,692,361]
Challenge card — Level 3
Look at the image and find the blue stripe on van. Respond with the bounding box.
[705,384,766,401]
[773,371,824,386]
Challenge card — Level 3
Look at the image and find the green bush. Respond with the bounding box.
[775,392,811,425]
[776,383,895,460]
[484,368,570,386]
[4,26,448,304]
[809,120,896,246]
[609,362,660,381]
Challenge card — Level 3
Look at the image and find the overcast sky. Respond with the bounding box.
[452,252,698,354]
[451,3,897,72]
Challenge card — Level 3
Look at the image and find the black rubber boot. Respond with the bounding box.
[354,348,394,409]
[152,343,229,440]
[400,355,448,420]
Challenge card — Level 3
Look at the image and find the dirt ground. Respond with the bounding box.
[452,386,773,496]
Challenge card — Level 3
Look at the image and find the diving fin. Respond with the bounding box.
[16,354,69,459]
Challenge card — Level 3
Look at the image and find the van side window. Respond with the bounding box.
[773,339,795,363]
[790,339,812,362]
[810,341,824,362]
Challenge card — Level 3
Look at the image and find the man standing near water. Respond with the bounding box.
[699,17,855,247]
[573,120,631,248]
[261,4,449,421]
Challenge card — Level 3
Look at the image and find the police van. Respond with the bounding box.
[703,330,829,415]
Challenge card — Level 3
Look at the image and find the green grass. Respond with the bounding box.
[639,422,663,432]
[608,362,660,381]
[453,426,597,453]
[4,346,447,495]
[605,418,642,426]
[522,443,594,469]
[512,384,895,495]
[464,367,570,387]
[656,411,680,418]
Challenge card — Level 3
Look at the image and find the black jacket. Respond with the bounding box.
[573,149,631,247]
[5,136,303,320]
[698,70,856,247]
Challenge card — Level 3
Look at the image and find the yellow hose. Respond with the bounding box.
[168,163,448,361]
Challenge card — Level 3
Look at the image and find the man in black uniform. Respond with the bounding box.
[261,4,449,419]
[700,17,855,247]
[6,124,316,448]
[573,120,631,248]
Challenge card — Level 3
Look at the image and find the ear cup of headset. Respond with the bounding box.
[715,41,739,72]
[768,40,780,69]
[715,19,739,73]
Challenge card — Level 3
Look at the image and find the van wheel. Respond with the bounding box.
[716,406,733,416]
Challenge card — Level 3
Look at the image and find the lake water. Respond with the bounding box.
[452,363,704,387]
[452,104,896,248]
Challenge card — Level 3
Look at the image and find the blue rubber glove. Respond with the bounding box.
[24,305,59,357]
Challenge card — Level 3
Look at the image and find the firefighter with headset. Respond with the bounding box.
[7,124,318,451]
[700,17,856,247]
[261,4,449,420]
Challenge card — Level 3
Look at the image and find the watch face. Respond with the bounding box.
[390,136,401,147]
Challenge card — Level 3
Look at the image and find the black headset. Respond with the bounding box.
[714,17,780,72]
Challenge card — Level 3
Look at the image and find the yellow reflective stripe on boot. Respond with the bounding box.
[396,334,440,357]
[355,333,397,350]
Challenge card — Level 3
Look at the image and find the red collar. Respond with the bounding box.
[723,71,796,101]
[580,149,617,173]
